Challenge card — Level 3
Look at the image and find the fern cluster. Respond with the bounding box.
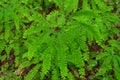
[0,0,120,80]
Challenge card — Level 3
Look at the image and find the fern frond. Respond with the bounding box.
[79,35,88,51]
[67,72,75,80]
[22,41,37,60]
[0,40,5,52]
[52,68,59,80]
[68,50,84,68]
[19,61,31,70]
[41,47,52,79]
[94,0,113,11]
[56,33,68,79]
[63,0,79,13]
[24,64,40,80]
[49,0,63,8]
[113,56,120,80]
[82,0,90,10]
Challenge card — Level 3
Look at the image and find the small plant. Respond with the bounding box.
[0,0,120,80]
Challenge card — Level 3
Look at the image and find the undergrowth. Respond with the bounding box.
[0,0,120,80]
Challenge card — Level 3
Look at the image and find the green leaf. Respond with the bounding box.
[14,14,20,30]
[24,64,40,80]
[52,68,59,80]
[41,48,52,79]
[64,0,78,13]
[96,52,109,60]
[109,40,120,50]
[0,40,5,52]
[82,0,90,10]
[68,51,84,68]
[22,42,37,60]
[56,33,68,79]
[113,56,120,80]
[19,61,31,70]
[67,72,75,80]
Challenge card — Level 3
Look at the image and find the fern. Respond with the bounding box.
[96,39,120,80]
[0,0,120,80]
[24,64,40,80]
[63,0,79,13]
[52,68,59,80]
[55,33,68,79]
[41,47,52,79]
[113,56,120,80]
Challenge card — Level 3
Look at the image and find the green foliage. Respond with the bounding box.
[0,0,120,80]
